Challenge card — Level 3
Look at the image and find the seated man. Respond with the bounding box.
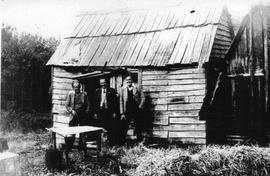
[65,80,89,155]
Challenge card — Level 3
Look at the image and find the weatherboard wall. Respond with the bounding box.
[141,67,207,144]
[51,66,207,145]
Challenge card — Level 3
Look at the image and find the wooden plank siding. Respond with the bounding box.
[142,68,206,144]
[51,67,83,147]
[51,66,207,145]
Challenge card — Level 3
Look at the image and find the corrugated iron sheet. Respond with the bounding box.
[47,1,224,67]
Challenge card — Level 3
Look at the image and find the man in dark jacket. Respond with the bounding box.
[94,78,118,145]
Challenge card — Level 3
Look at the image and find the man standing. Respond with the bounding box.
[94,78,118,146]
[65,80,89,155]
[119,75,145,143]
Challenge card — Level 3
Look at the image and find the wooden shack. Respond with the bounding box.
[46,1,234,145]
[207,4,270,144]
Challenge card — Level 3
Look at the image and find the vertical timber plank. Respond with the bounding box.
[51,67,54,127]
[248,12,255,113]
[138,69,142,90]
[263,8,269,112]
[230,76,236,113]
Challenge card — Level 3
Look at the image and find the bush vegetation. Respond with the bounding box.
[1,25,58,111]
[0,108,51,133]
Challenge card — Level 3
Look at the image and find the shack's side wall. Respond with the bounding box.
[142,68,207,144]
[51,66,82,145]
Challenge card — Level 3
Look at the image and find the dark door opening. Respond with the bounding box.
[81,78,100,116]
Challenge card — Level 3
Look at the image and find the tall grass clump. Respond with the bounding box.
[191,145,270,176]
[126,145,270,176]
[121,143,149,171]
[121,145,190,176]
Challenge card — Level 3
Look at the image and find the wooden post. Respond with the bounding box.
[230,76,236,113]
[138,69,143,91]
[52,132,56,150]
[248,12,255,114]
[97,131,102,159]
[210,72,222,106]
[51,67,54,128]
[262,8,269,112]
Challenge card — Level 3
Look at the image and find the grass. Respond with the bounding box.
[2,131,270,176]
[2,131,51,176]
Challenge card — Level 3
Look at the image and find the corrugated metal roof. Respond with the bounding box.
[47,0,225,67]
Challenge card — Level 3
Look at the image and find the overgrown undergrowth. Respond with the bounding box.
[3,132,270,176]
[0,109,51,133]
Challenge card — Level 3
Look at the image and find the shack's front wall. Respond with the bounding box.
[51,66,207,145]
[142,68,206,144]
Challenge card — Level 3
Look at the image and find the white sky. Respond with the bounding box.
[1,0,267,40]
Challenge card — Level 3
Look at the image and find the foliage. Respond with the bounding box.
[121,143,149,168]
[0,107,51,133]
[6,132,126,176]
[5,132,52,176]
[1,24,59,111]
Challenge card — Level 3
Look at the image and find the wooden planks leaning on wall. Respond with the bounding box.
[142,67,207,144]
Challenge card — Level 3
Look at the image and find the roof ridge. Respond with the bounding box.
[64,22,220,39]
